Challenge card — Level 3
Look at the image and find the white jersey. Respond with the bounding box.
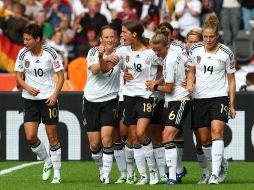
[163,49,190,102]
[188,42,236,99]
[14,45,64,100]
[170,40,188,63]
[84,46,120,102]
[115,46,159,99]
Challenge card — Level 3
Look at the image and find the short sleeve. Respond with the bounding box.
[226,51,236,74]
[87,47,99,68]
[51,48,64,72]
[188,48,196,67]
[14,48,27,72]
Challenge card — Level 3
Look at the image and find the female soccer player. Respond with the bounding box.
[146,28,191,185]
[83,25,120,184]
[107,21,159,185]
[15,23,64,183]
[187,13,236,184]
[186,28,211,184]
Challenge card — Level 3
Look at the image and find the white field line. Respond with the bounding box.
[0,161,42,175]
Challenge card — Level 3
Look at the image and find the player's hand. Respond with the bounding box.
[105,54,119,65]
[46,94,57,106]
[98,45,105,56]
[230,107,236,119]
[28,87,40,96]
[146,80,155,92]
[124,71,133,81]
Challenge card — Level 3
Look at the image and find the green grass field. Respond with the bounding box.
[0,161,254,190]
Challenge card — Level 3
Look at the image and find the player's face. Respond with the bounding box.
[23,33,39,51]
[152,43,168,58]
[100,28,115,49]
[203,28,218,51]
[120,26,134,46]
[186,34,201,49]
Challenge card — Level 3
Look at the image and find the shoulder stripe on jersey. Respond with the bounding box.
[190,42,204,51]
[19,48,29,61]
[171,41,184,48]
[43,47,57,60]
[220,46,233,60]
[89,46,99,56]
[44,46,57,59]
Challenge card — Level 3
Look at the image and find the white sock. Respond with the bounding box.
[133,144,147,177]
[102,146,114,179]
[91,148,103,173]
[175,141,184,174]
[164,142,177,180]
[202,143,212,162]
[114,143,127,177]
[102,153,113,179]
[50,143,61,179]
[153,146,166,177]
[212,140,224,176]
[142,140,157,172]
[197,153,209,174]
[31,139,51,164]
[125,144,134,177]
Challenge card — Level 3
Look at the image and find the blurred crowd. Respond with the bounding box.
[0,0,254,91]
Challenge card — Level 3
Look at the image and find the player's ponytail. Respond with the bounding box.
[151,27,169,47]
[203,13,220,35]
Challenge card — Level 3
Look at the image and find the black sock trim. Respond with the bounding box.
[164,141,176,149]
[90,146,102,154]
[212,138,224,141]
[50,142,61,151]
[133,144,142,149]
[30,139,41,148]
[125,142,133,149]
[153,143,163,149]
[202,143,212,148]
[103,145,114,155]
[113,142,124,150]
[142,138,151,146]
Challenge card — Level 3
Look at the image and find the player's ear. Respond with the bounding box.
[36,37,41,43]
[133,32,137,38]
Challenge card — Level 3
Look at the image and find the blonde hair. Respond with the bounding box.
[186,28,203,41]
[203,13,220,35]
[151,27,170,46]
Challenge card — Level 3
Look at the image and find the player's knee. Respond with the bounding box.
[47,133,58,145]
[26,134,37,144]
[136,130,147,141]
[101,136,113,148]
[90,142,101,151]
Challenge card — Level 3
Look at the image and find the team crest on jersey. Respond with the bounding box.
[25,60,30,68]
[196,56,201,64]
[126,56,129,62]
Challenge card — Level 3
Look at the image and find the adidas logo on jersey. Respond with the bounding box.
[36,59,40,63]
[136,54,140,58]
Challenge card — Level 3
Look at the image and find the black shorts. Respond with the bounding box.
[83,97,118,132]
[161,100,190,129]
[118,101,124,121]
[192,96,229,129]
[151,99,164,125]
[22,98,59,125]
[123,95,154,126]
